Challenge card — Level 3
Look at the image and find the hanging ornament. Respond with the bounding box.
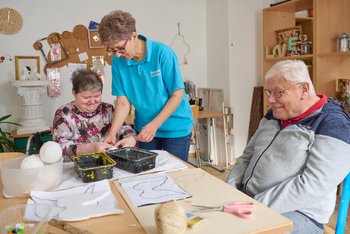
[169,23,191,66]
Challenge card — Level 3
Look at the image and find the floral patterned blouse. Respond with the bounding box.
[53,102,136,161]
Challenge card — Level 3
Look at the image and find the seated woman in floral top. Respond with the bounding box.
[53,69,136,162]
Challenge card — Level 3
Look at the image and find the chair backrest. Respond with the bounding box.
[335,172,350,234]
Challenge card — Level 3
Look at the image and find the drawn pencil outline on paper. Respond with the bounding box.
[131,176,190,199]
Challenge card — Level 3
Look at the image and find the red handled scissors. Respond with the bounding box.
[192,201,255,219]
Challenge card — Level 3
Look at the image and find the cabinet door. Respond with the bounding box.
[315,0,350,102]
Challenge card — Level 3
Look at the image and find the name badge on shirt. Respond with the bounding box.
[150,69,161,77]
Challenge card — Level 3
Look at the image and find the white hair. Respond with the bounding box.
[265,60,316,95]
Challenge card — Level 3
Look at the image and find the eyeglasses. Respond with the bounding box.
[106,39,128,55]
[264,83,303,98]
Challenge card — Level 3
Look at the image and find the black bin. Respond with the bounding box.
[107,147,157,174]
[72,152,116,183]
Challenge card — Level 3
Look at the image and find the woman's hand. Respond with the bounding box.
[136,122,158,142]
[103,133,117,146]
[76,142,113,155]
[115,136,137,148]
[92,142,114,152]
[135,89,183,143]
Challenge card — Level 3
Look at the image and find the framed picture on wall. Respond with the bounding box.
[15,56,40,80]
[88,29,104,48]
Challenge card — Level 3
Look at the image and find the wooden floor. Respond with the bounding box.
[201,164,231,181]
[199,162,349,234]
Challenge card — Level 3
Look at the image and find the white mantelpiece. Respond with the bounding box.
[10,80,50,134]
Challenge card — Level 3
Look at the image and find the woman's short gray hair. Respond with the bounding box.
[98,10,136,45]
[265,60,316,95]
[71,69,102,94]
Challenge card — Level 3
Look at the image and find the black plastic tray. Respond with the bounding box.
[72,152,116,183]
[107,147,157,174]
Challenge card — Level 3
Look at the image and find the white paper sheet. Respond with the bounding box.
[27,179,123,221]
[111,150,188,179]
[119,173,192,207]
[56,150,188,190]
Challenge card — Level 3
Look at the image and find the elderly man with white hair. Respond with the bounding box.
[226,60,350,233]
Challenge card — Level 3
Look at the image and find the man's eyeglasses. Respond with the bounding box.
[106,39,128,55]
[264,83,303,98]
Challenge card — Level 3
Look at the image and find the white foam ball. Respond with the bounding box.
[40,141,62,164]
[20,155,44,169]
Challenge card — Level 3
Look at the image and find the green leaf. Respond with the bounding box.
[0,125,15,152]
[0,114,19,152]
[0,114,12,122]
[6,141,15,151]
[0,121,21,126]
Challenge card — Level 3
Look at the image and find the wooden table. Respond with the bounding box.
[115,168,293,234]
[0,181,145,234]
[198,110,225,119]
[0,161,292,234]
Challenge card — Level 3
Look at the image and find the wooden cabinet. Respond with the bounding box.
[263,0,350,113]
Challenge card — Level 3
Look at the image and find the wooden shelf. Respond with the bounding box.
[263,0,350,113]
[265,0,313,12]
[265,54,313,61]
[317,51,350,57]
[296,17,312,23]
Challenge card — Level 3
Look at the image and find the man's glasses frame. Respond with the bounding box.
[106,39,128,55]
[264,83,303,98]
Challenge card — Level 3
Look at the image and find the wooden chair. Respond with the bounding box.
[335,172,350,234]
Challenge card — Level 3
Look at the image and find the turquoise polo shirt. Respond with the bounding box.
[111,35,193,138]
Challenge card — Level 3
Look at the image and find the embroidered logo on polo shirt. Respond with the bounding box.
[150,69,161,77]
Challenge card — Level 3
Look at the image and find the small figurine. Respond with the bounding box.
[342,80,350,107]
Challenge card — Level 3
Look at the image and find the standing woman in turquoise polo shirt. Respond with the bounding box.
[99,10,194,161]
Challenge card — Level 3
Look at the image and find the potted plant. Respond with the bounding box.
[0,114,20,152]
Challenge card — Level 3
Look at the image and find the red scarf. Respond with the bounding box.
[281,94,328,128]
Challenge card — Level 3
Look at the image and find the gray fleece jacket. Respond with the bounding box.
[226,99,350,224]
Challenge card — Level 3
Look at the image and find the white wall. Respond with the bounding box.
[0,0,265,158]
[0,0,206,128]
[205,1,264,156]
[228,1,264,156]
[206,0,230,104]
